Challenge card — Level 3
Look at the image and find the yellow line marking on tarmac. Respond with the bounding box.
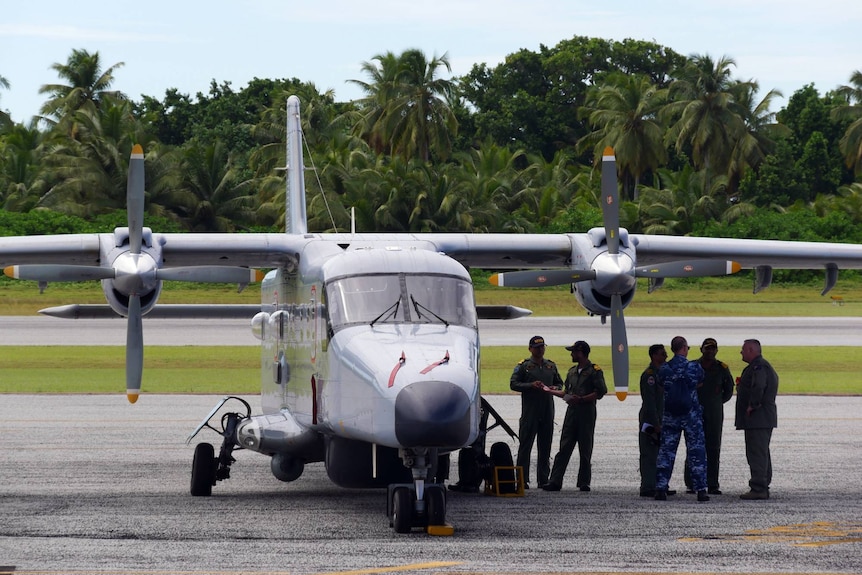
[680,520,862,547]
[315,562,463,575]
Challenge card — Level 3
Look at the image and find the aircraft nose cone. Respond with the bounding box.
[394,381,472,447]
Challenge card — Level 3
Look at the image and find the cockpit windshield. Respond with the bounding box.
[325,273,476,331]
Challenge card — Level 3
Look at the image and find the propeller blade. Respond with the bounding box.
[489,269,596,288]
[635,260,741,278]
[127,144,145,256]
[126,294,143,404]
[4,264,115,282]
[601,146,620,255]
[609,293,628,401]
[156,266,265,284]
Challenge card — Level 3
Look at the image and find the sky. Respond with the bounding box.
[1,0,861,124]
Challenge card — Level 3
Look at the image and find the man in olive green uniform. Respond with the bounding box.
[542,340,607,491]
[736,338,779,500]
[685,337,735,494]
[639,344,668,497]
[510,335,564,489]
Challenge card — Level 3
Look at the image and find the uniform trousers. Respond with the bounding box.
[548,405,596,488]
[516,411,554,486]
[744,428,773,493]
[656,410,707,493]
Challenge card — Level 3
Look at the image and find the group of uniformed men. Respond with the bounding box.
[507,335,779,501]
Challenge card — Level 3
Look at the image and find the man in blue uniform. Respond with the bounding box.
[654,336,709,502]
[509,335,564,489]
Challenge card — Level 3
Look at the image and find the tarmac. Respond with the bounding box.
[0,393,860,574]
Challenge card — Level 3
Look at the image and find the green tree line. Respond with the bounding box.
[2,38,862,246]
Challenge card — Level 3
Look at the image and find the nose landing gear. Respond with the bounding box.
[387,448,452,535]
[186,396,251,496]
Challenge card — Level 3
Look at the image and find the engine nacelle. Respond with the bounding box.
[99,226,163,317]
[100,278,162,318]
[573,282,636,316]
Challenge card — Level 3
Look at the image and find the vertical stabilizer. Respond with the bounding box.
[285,95,307,235]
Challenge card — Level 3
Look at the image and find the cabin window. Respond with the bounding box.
[325,273,476,331]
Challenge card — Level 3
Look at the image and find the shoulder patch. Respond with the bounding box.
[592,363,602,372]
[719,361,728,368]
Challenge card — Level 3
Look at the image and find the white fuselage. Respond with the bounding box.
[258,243,481,452]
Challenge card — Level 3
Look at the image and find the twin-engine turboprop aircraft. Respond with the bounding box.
[4,96,862,533]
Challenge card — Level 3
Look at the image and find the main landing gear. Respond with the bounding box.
[186,396,251,496]
[387,448,452,535]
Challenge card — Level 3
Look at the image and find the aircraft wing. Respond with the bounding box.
[0,233,304,270]
[630,234,862,270]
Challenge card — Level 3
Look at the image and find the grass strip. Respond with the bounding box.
[1,345,859,396]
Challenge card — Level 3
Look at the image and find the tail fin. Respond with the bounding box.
[285,95,307,235]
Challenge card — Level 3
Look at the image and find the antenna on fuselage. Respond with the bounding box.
[285,95,307,235]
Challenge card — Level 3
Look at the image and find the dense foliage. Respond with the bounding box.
[2,38,862,245]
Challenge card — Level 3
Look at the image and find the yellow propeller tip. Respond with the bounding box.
[488,274,500,286]
[603,146,615,157]
[730,261,742,274]
[615,391,628,401]
[3,266,14,278]
[127,393,139,404]
[131,144,144,156]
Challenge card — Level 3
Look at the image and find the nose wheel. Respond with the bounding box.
[387,483,450,534]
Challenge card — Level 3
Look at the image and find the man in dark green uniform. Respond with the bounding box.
[685,337,735,494]
[509,335,564,489]
[542,340,607,492]
[639,344,668,497]
[736,338,779,500]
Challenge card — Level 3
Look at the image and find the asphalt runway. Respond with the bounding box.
[1,394,860,574]
[3,315,862,346]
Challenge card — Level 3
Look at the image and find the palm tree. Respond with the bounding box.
[726,82,788,194]
[637,166,731,235]
[448,141,528,232]
[0,121,49,211]
[38,49,126,123]
[0,74,11,127]
[832,70,862,175]
[579,73,668,201]
[38,100,143,216]
[178,139,258,231]
[349,49,457,161]
[661,54,746,193]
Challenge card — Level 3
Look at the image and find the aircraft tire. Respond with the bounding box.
[190,442,216,497]
[391,487,413,533]
[425,485,446,526]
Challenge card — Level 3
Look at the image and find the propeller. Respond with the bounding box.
[489,269,596,287]
[489,147,741,401]
[601,146,620,255]
[3,144,264,404]
[124,145,146,403]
